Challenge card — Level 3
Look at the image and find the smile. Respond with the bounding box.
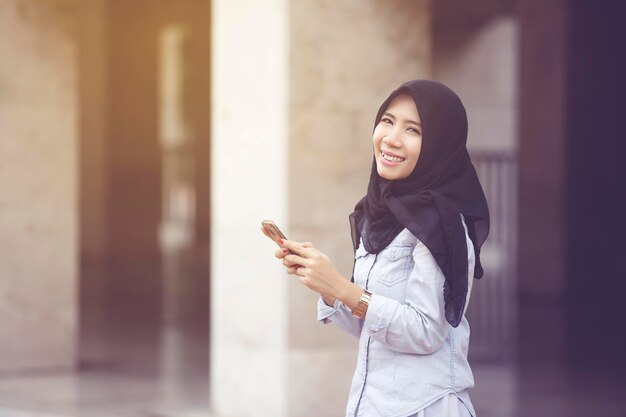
[381,152,405,163]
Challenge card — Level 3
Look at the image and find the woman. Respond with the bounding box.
[264,80,489,417]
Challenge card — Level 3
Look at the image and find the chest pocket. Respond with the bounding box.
[376,245,413,286]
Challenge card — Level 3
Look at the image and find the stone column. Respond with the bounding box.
[210,0,290,416]
[0,0,78,371]
[518,0,568,298]
[211,1,431,416]
[78,0,109,365]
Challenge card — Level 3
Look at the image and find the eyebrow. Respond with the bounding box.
[383,111,421,127]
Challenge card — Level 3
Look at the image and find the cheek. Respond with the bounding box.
[408,148,421,164]
[372,135,382,152]
[372,124,387,147]
[404,140,422,170]
[409,137,422,159]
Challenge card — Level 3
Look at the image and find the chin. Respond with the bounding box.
[378,166,411,181]
[377,167,396,180]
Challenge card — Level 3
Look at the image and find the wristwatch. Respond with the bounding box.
[352,289,373,319]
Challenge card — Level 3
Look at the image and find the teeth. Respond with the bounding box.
[382,152,405,163]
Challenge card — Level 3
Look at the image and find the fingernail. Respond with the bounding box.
[278,239,284,244]
[282,248,288,254]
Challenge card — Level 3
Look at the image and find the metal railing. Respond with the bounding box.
[467,151,518,360]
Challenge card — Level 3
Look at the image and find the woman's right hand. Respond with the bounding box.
[261,226,310,275]
[262,227,337,305]
[274,247,298,274]
[274,243,314,274]
[275,241,337,306]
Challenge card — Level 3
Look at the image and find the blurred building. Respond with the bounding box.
[0,0,625,416]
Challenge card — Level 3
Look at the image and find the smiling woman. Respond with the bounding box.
[263,80,490,417]
[373,94,423,180]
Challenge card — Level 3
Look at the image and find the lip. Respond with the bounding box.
[379,151,405,167]
[381,149,404,159]
[379,148,406,167]
[380,156,400,167]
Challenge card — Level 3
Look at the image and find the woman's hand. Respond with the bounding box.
[260,226,310,274]
[280,239,349,302]
[261,227,363,309]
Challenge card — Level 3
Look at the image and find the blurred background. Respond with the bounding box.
[0,0,625,416]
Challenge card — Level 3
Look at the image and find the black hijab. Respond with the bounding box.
[350,80,490,328]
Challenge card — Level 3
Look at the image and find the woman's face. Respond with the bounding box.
[372,94,422,180]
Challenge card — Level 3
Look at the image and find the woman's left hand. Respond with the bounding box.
[280,239,347,300]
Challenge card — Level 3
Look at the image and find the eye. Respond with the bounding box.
[407,127,421,135]
[380,117,393,125]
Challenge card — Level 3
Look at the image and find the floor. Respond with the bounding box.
[0,327,209,417]
[2,347,626,417]
[471,360,626,417]
[1,308,626,417]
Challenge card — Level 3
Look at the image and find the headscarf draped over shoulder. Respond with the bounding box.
[350,80,490,328]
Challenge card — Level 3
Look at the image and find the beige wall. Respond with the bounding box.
[288,1,432,416]
[0,0,78,371]
[434,11,518,153]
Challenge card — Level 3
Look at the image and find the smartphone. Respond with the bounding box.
[261,220,288,247]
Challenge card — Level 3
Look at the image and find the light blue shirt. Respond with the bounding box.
[318,220,477,417]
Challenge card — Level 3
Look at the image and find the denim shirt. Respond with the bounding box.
[317,218,476,417]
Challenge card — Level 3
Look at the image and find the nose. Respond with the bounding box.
[383,130,401,147]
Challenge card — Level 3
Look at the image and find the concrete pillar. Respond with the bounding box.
[518,0,568,298]
[564,0,626,372]
[0,0,78,371]
[211,1,431,416]
[516,4,569,411]
[78,0,109,365]
[210,0,289,415]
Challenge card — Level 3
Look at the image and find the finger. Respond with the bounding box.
[281,239,314,257]
[286,266,299,275]
[302,242,313,248]
[282,258,298,267]
[296,276,308,286]
[274,248,289,259]
[284,253,308,267]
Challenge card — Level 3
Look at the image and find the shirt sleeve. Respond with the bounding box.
[362,225,475,355]
[317,297,363,339]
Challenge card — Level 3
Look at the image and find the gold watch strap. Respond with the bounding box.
[352,289,373,319]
